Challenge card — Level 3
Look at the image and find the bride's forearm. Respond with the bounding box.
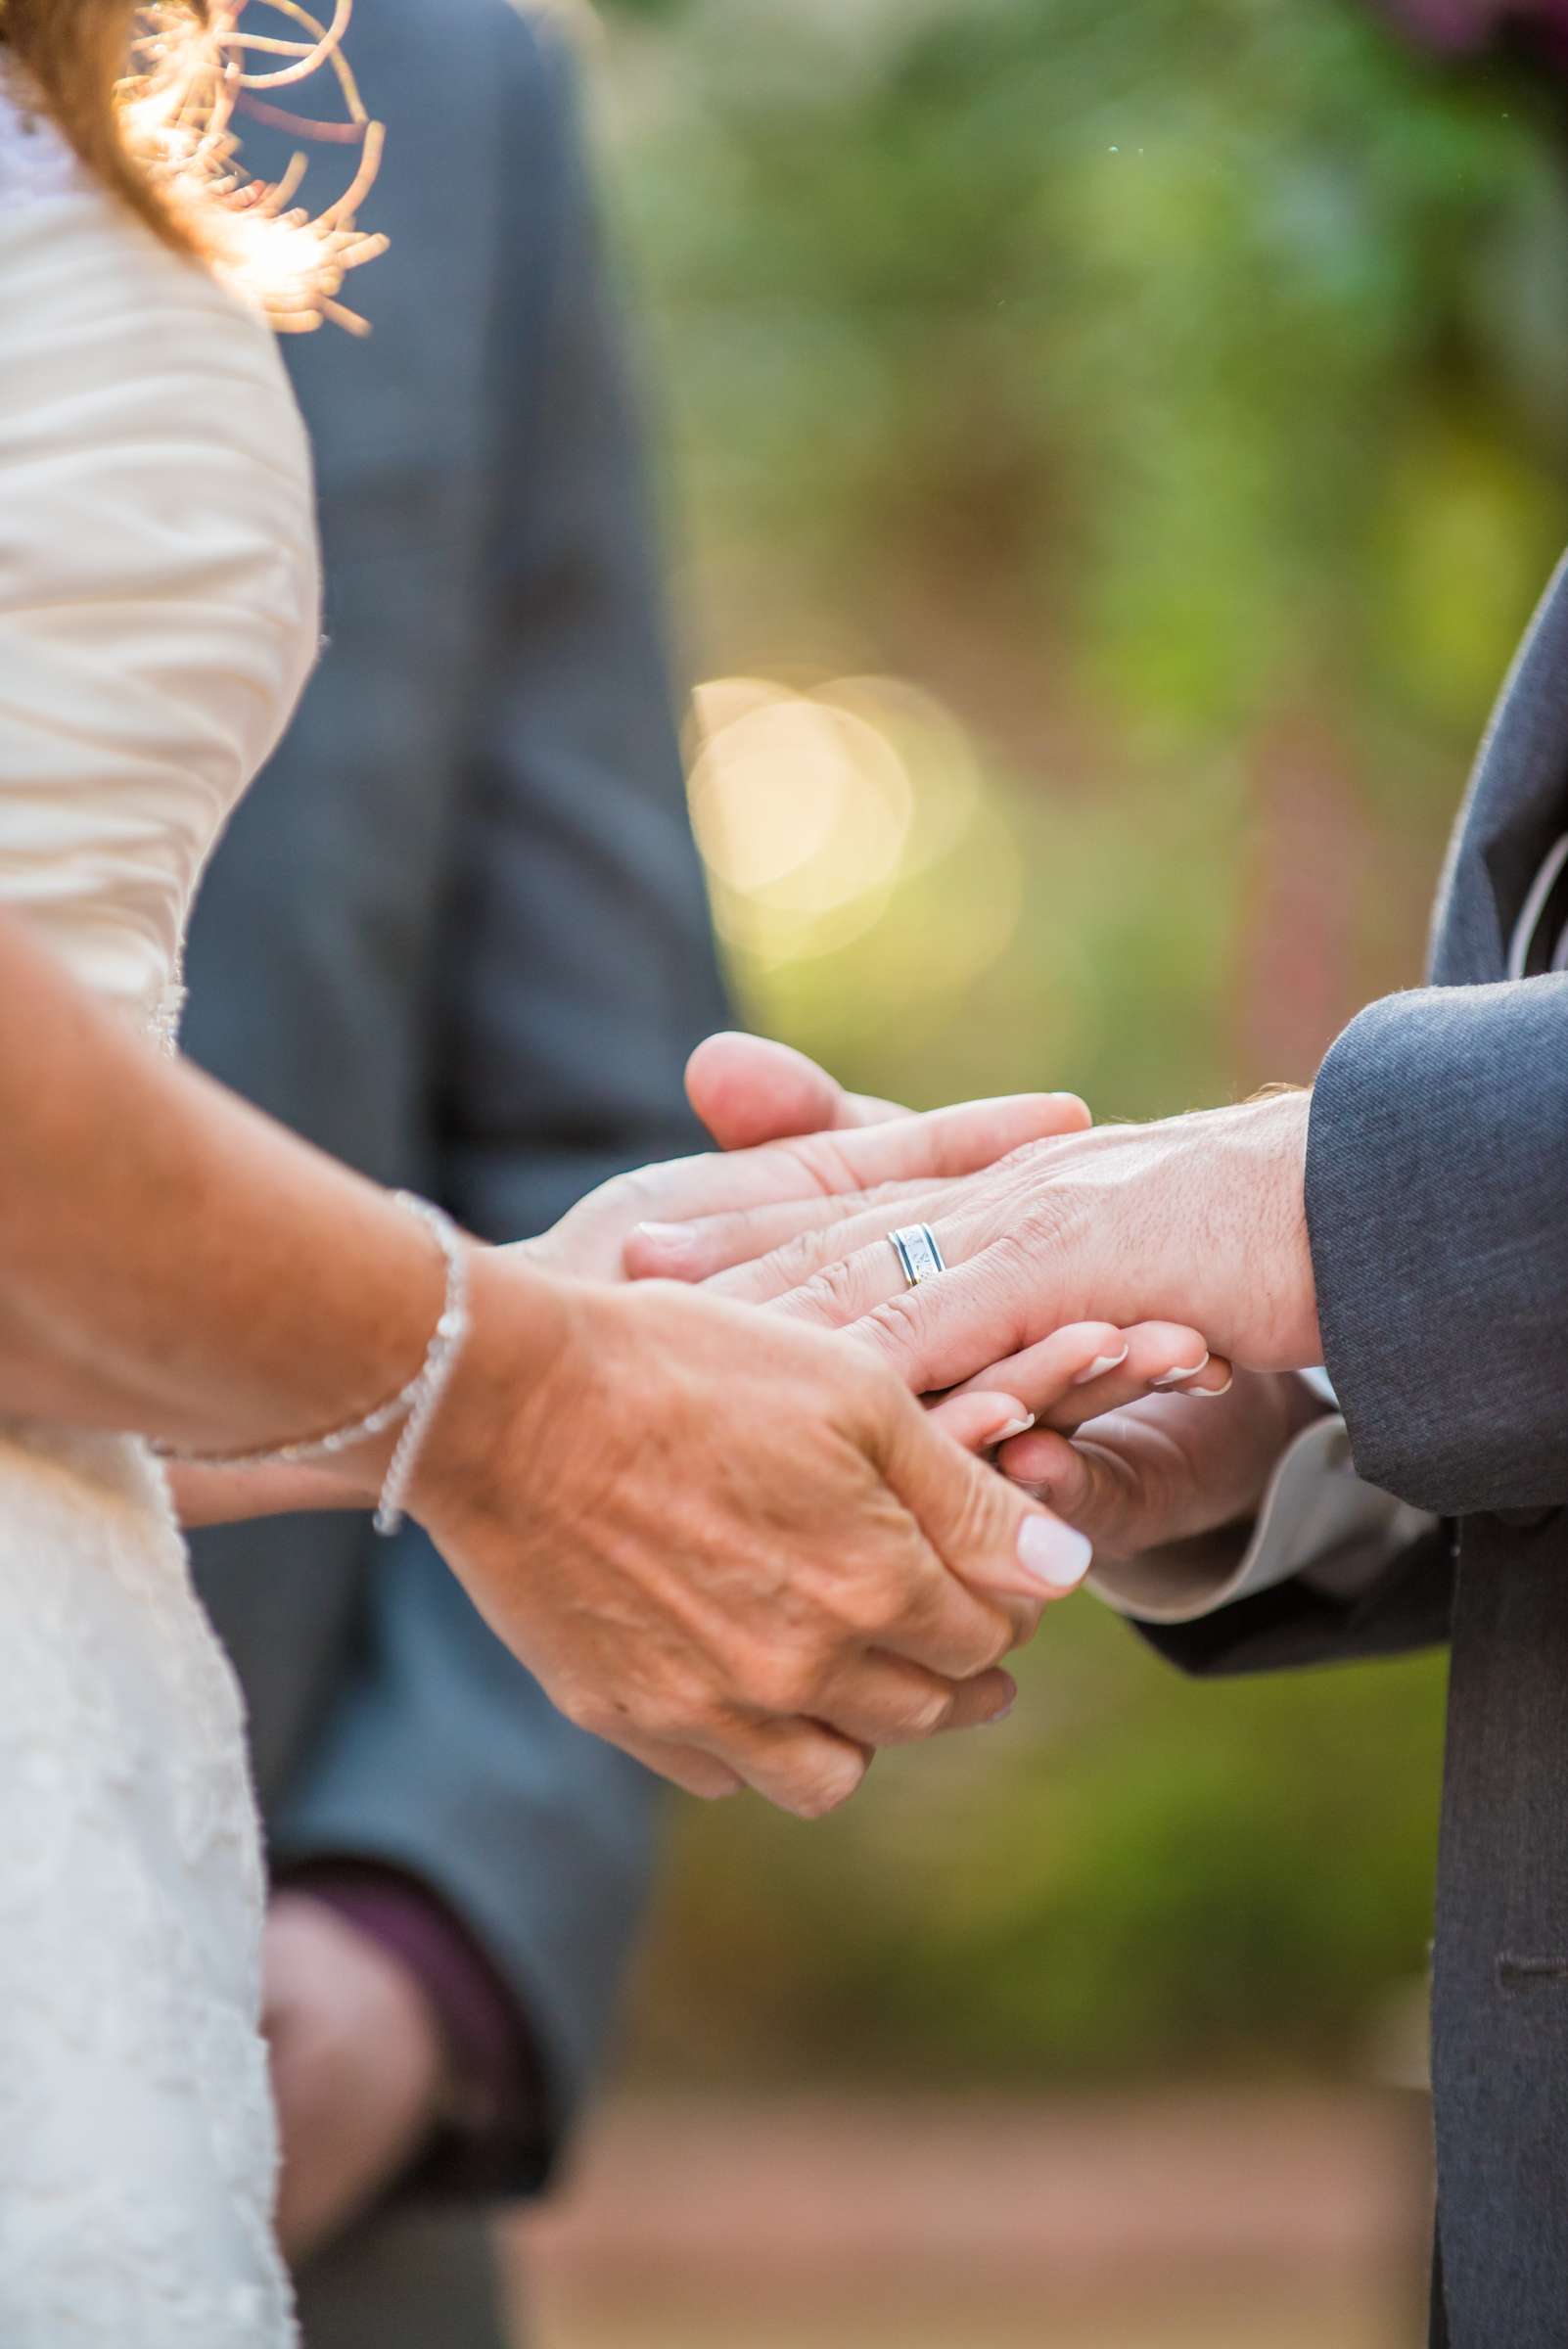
[0,911,561,1481]
[166,1460,373,1528]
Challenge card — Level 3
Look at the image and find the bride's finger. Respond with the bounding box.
[936,1668,1021,1733]
[615,1735,746,1802]
[935,1324,1134,1427]
[629,1176,948,1286]
[952,1323,1232,1433]
[925,1390,1038,1451]
[815,1654,1019,1746]
[1044,1332,1232,1427]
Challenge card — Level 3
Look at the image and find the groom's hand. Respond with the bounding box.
[641,1090,1319,1391]
[529,1041,1089,1286]
[993,1370,1324,1562]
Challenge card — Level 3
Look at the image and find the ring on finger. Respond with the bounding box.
[889,1223,945,1289]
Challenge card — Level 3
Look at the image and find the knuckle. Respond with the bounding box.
[771,1228,833,1290]
[787,1748,869,1820]
[899,1685,954,1740]
[640,1685,717,1746]
[861,1285,930,1363]
[970,1613,1014,1672]
[560,1684,615,1741]
[839,1561,905,1640]
[798,1250,868,1320]
[745,1645,821,1719]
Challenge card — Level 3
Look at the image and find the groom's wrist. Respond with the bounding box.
[1151,1091,1318,1370]
[1226,1089,1319,1369]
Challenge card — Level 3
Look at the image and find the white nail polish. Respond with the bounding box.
[993,1413,1036,1444]
[1018,1516,1093,1590]
[1152,1354,1211,1390]
[1074,1348,1130,1387]
[1193,1369,1234,1398]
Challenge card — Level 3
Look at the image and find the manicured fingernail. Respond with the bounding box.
[1073,1347,1129,1387]
[993,1412,1036,1444]
[1018,1515,1093,1590]
[1152,1353,1210,1390]
[1194,1369,1234,1398]
[633,1221,698,1251]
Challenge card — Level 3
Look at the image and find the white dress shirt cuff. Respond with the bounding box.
[1088,1373,1438,1627]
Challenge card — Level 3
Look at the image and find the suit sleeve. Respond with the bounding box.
[1128,971,1568,1681]
[1307,975,1568,1516]
[272,15,730,2195]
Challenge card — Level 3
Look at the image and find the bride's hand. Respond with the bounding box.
[402,1257,1094,1819]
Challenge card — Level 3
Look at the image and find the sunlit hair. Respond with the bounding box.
[1,2,385,331]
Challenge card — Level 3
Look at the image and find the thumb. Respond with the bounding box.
[883,1402,1094,1607]
[686,1032,901,1150]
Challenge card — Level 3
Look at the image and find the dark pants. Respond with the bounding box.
[296,2208,513,2349]
[1430,2231,1448,2349]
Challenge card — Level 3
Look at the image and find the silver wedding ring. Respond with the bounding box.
[889,1223,946,1289]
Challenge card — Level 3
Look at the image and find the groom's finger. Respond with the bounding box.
[688,1184,973,1303]
[686,1032,905,1149]
[782,1233,1045,1404]
[632,1177,945,1286]
[996,1424,1155,1559]
[622,1095,1084,1277]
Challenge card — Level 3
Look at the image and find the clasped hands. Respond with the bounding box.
[409,1036,1322,1822]
[638,1035,1323,1519]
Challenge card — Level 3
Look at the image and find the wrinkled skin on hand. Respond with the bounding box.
[409,1262,1081,1817]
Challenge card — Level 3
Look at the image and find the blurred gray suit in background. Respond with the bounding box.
[182,5,729,2342]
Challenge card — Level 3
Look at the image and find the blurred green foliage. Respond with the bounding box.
[586,0,1568,2082]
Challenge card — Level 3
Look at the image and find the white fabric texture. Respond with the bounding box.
[0,82,319,2346]
[1089,1370,1438,1627]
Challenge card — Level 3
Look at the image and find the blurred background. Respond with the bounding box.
[510,0,1568,2340]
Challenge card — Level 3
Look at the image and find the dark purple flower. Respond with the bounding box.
[1377,0,1568,55]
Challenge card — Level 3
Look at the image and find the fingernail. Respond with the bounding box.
[987,1691,1018,1726]
[633,1221,698,1252]
[1018,1515,1093,1591]
[1152,1353,1211,1390]
[1073,1347,1129,1387]
[993,1412,1036,1444]
[1193,1369,1234,1398]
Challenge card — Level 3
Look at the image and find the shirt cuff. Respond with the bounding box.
[1088,1374,1438,1627]
[279,1862,546,2193]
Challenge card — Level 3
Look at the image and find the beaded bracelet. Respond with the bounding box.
[165,1191,471,1538]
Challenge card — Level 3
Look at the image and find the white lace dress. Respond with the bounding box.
[0,80,320,2346]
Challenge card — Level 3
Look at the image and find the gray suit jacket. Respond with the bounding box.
[1143,551,1568,2347]
[182,0,727,2211]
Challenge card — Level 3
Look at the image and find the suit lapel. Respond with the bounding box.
[1430,550,1568,988]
